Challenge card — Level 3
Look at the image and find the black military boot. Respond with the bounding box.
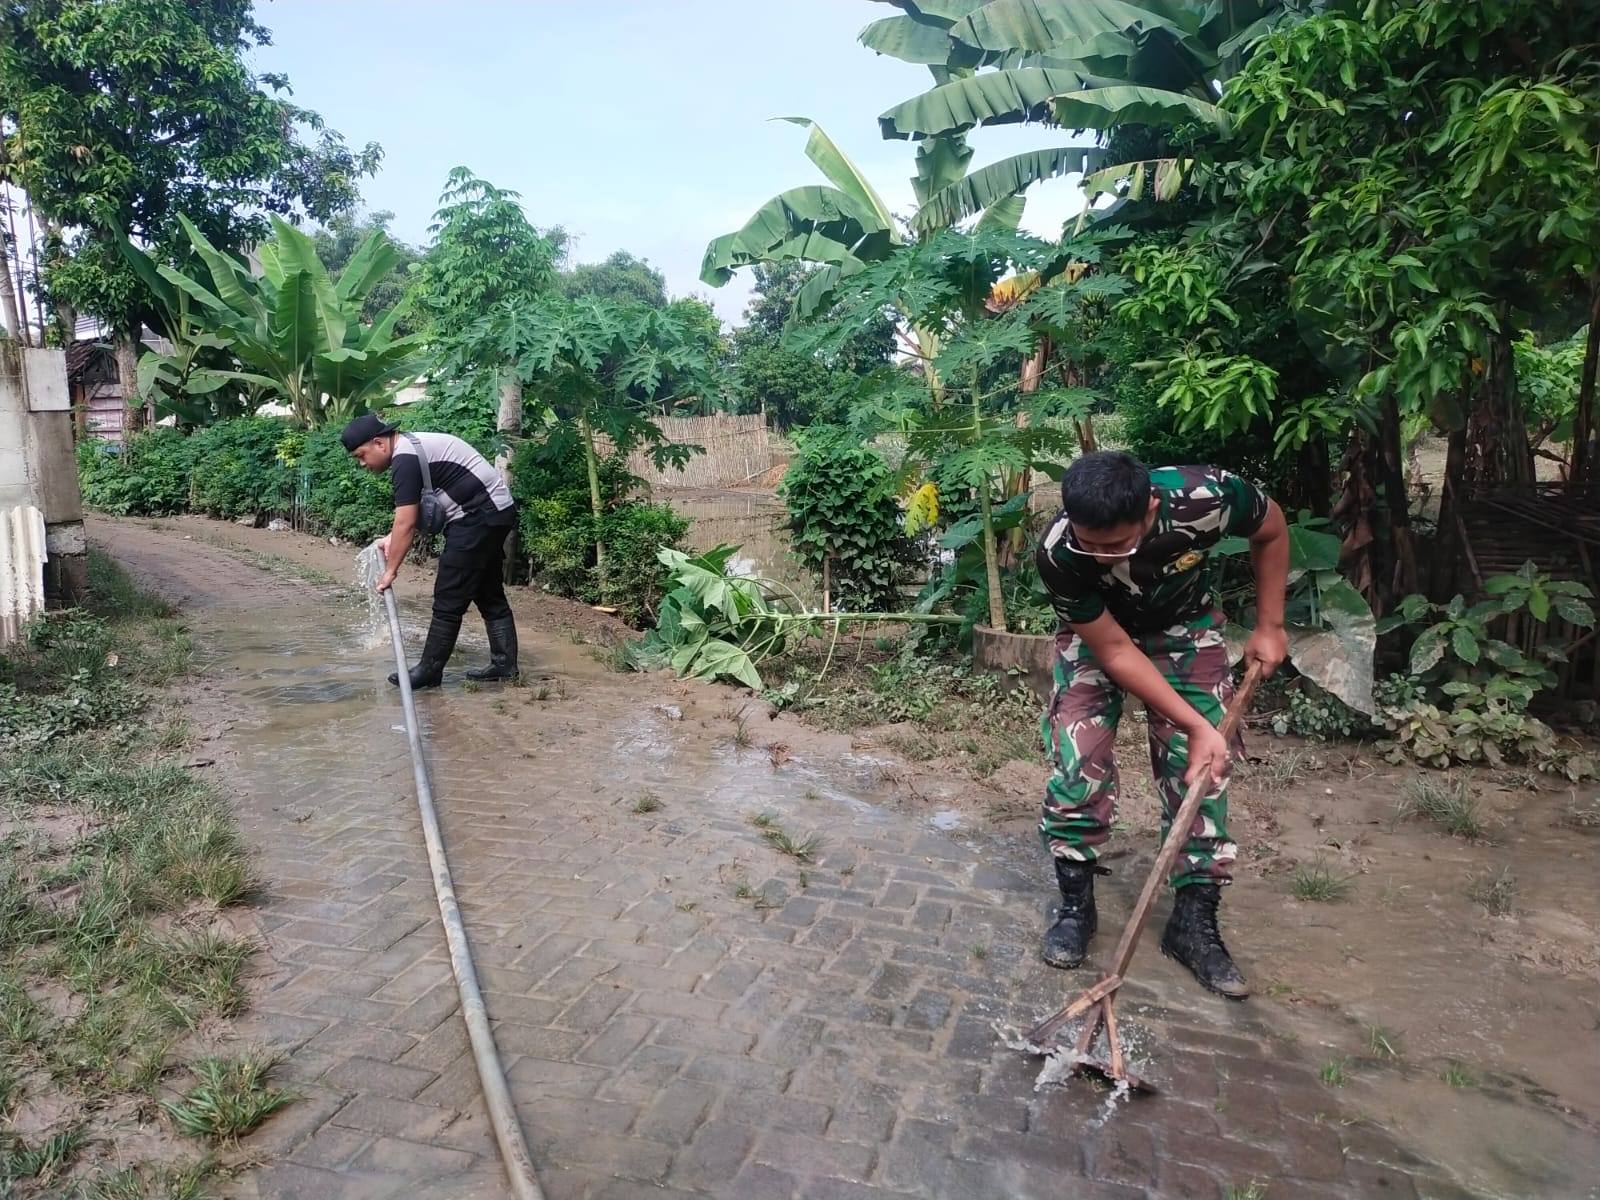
[389,616,460,691]
[1160,883,1249,998]
[1041,859,1099,968]
[464,615,519,681]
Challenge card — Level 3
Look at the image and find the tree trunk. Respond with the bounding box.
[1432,427,1470,600]
[115,334,143,432]
[1570,279,1599,485]
[0,221,25,343]
[972,365,1006,631]
[496,377,523,583]
[1377,397,1418,602]
[578,407,605,570]
[1463,322,1534,489]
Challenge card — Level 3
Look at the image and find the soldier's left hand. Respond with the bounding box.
[1243,624,1288,677]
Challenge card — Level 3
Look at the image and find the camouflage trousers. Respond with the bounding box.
[1039,612,1240,889]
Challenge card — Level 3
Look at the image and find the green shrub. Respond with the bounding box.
[779,427,914,611]
[511,436,689,626]
[188,417,294,519]
[76,429,195,515]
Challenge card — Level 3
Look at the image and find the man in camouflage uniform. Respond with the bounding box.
[1034,451,1288,997]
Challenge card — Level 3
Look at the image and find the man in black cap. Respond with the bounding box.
[341,412,521,689]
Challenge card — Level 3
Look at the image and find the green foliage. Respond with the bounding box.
[1374,564,1597,776]
[147,214,424,428]
[561,251,668,307]
[1515,326,1589,452]
[1,0,380,339]
[76,430,196,516]
[188,417,294,519]
[1219,0,1599,449]
[629,545,786,689]
[414,168,564,342]
[309,209,425,334]
[779,429,912,611]
[510,440,688,626]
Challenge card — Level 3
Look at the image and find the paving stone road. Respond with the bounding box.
[96,522,1489,1200]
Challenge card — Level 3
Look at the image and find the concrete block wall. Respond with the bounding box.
[0,341,87,606]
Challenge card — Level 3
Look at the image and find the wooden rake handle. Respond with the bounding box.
[1025,660,1265,1046]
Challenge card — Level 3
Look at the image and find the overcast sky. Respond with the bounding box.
[253,0,1091,325]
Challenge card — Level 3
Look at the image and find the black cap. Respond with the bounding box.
[340,412,397,451]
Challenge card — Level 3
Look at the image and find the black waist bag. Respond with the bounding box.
[401,432,449,535]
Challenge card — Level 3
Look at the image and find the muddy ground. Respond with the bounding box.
[95,513,1599,1196]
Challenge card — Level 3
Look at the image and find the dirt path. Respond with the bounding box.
[87,516,1596,1199]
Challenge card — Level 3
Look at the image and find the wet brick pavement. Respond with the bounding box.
[98,527,1488,1200]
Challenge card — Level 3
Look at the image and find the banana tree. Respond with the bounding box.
[865,0,1340,226]
[115,229,254,427]
[701,116,1022,393]
[155,214,424,427]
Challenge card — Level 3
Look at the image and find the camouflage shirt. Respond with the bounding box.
[1036,465,1270,635]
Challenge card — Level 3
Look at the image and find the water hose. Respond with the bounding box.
[381,581,545,1200]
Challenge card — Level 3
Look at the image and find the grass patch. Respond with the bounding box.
[1318,1059,1347,1087]
[630,792,663,814]
[0,551,272,1189]
[161,1050,296,1142]
[772,647,1042,778]
[732,712,753,749]
[1224,1185,1268,1200]
[1466,867,1517,916]
[1395,776,1488,839]
[1366,1025,1403,1061]
[1289,855,1353,902]
[0,1125,90,1192]
[1441,1061,1475,1088]
[753,816,823,863]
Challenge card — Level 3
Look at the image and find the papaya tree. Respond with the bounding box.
[432,294,712,569]
[790,226,1120,631]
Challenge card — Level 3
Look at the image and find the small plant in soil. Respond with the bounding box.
[762,825,823,863]
[0,1125,90,1189]
[1224,1184,1268,1200]
[1441,1061,1475,1088]
[630,793,663,814]
[971,944,988,960]
[160,1049,296,1141]
[732,713,753,748]
[460,679,480,694]
[1395,777,1487,839]
[749,812,777,829]
[1318,1059,1347,1087]
[1367,1025,1403,1061]
[1465,867,1516,916]
[732,882,754,899]
[1290,855,1353,902]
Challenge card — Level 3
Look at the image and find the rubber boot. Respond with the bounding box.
[1160,882,1249,998]
[1041,859,1099,969]
[464,615,519,681]
[389,615,460,691]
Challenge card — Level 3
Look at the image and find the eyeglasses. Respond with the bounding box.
[1063,521,1143,559]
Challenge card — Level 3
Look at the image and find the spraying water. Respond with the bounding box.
[355,542,390,649]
